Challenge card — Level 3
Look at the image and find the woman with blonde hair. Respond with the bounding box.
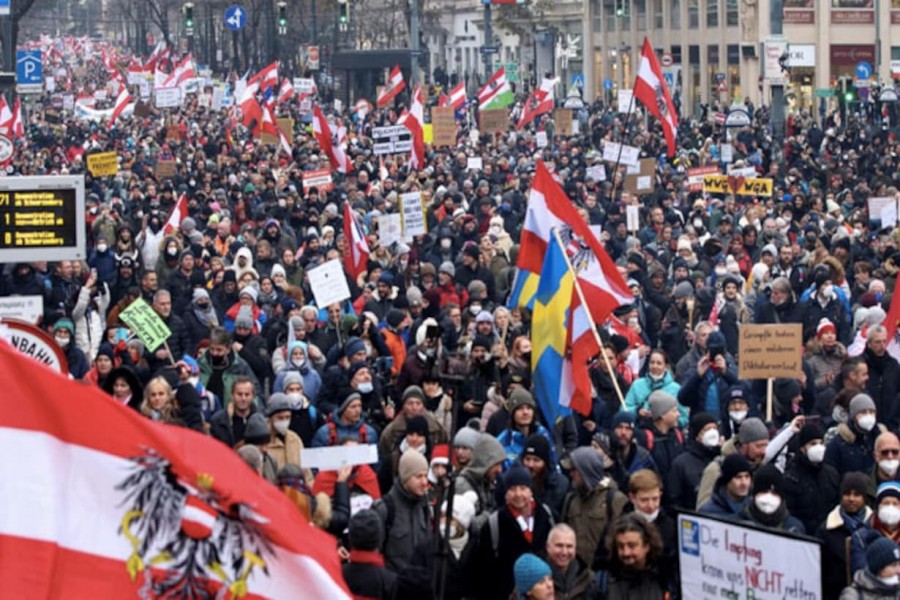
[140,376,180,424]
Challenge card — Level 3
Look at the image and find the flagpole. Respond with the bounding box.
[551,228,626,409]
[609,90,636,200]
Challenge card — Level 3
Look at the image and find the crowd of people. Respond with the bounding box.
[5,34,900,600]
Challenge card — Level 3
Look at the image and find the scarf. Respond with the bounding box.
[447,530,469,560]
[400,438,427,455]
[192,302,219,328]
[508,500,536,543]
[840,507,867,531]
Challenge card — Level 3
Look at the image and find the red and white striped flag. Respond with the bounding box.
[109,89,132,127]
[163,193,188,234]
[402,84,425,169]
[343,202,370,281]
[277,78,295,104]
[354,98,373,118]
[312,106,352,174]
[250,61,279,90]
[9,99,23,140]
[376,65,405,108]
[516,76,557,130]
[633,37,678,156]
[261,103,292,155]
[444,81,466,110]
[0,340,350,598]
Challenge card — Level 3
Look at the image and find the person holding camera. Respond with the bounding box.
[677,330,739,422]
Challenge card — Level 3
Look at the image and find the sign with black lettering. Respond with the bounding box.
[372,125,412,155]
[0,175,86,262]
[738,324,803,379]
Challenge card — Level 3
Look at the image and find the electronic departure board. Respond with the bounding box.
[0,176,85,263]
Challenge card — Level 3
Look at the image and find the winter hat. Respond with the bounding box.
[508,389,537,414]
[816,318,836,339]
[439,261,455,277]
[475,310,494,324]
[707,331,726,353]
[235,306,255,330]
[192,288,211,302]
[399,449,429,483]
[866,537,900,575]
[405,415,429,438]
[95,343,116,362]
[877,481,900,504]
[407,286,424,307]
[282,371,303,390]
[738,418,769,445]
[454,427,480,449]
[521,434,551,465]
[347,361,369,382]
[841,471,870,496]
[344,337,366,359]
[280,297,300,314]
[689,412,718,440]
[270,263,286,279]
[243,413,271,445]
[443,492,477,531]
[53,318,75,335]
[337,392,362,418]
[223,269,237,283]
[386,309,406,329]
[402,385,426,406]
[472,335,493,351]
[348,509,383,551]
[503,462,533,490]
[239,286,258,302]
[673,281,695,299]
[718,454,752,485]
[798,423,824,447]
[431,444,450,467]
[726,385,749,405]
[849,393,877,418]
[514,554,551,598]
[266,393,292,417]
[612,411,636,429]
[648,390,678,420]
[752,464,784,496]
[774,378,802,403]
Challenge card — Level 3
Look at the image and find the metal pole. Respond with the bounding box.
[875,0,881,84]
[483,1,493,78]
[770,0,784,155]
[410,0,420,84]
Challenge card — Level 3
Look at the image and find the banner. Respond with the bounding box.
[118,298,172,352]
[378,213,403,247]
[738,324,803,379]
[301,168,334,192]
[687,166,720,192]
[702,174,773,197]
[679,512,821,600]
[307,259,351,307]
[372,125,412,155]
[400,191,427,241]
[86,152,119,177]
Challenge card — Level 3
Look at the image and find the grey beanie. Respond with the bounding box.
[266,393,292,417]
[235,305,255,329]
[648,390,678,420]
[454,426,480,449]
[673,281,695,299]
[337,392,362,418]
[282,371,303,390]
[439,261,455,277]
[738,417,769,445]
[243,413,271,445]
[849,393,877,418]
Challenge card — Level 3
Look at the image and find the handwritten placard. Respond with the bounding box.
[738,324,803,379]
[306,259,352,308]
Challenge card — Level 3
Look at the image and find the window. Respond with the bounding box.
[622,0,631,30]
[636,0,646,29]
[728,44,741,99]
[708,44,720,96]
[688,0,699,29]
[726,0,739,26]
[671,0,681,29]
[605,0,616,31]
[593,0,603,32]
[671,45,682,64]
[653,0,663,28]
[706,0,718,27]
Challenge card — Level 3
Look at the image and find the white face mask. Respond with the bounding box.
[97,243,108,253]
[440,239,452,249]
[635,508,660,523]
[879,505,900,527]
[287,392,305,409]
[880,459,900,477]
[806,444,826,464]
[700,428,721,448]
[469,304,482,315]
[878,574,900,587]
[832,406,848,424]
[188,375,200,387]
[857,414,877,432]
[754,492,782,515]
[820,284,834,300]
[273,419,290,436]
[358,381,374,394]
[729,410,748,424]
[55,335,70,348]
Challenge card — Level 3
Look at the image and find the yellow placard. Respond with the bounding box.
[702,174,773,197]
[86,151,119,177]
[423,124,433,144]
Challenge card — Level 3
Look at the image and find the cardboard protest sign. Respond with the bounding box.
[165,124,182,142]
[155,160,176,179]
[87,152,119,177]
[261,118,294,146]
[738,324,803,380]
[307,259,351,307]
[119,298,172,352]
[554,109,573,136]
[400,191,427,241]
[479,109,508,135]
[431,106,457,147]
[625,158,656,194]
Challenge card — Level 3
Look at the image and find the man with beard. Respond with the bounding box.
[754,276,802,326]
[198,327,260,407]
[521,434,570,519]
[598,514,670,599]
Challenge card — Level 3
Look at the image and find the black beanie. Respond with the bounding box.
[752,464,784,496]
[349,509,383,551]
[690,412,718,440]
[521,434,551,465]
[405,415,429,438]
[718,454,752,486]
[841,471,870,496]
[797,423,824,447]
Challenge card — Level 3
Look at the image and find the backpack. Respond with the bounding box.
[327,417,369,446]
[642,427,684,451]
[487,503,556,558]
[562,486,617,568]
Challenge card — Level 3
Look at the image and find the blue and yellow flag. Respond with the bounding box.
[507,268,540,311]
[531,232,575,425]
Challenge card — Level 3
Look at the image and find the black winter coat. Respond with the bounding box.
[666,441,719,511]
[146,313,191,372]
[783,453,840,535]
[342,553,399,600]
[864,348,900,431]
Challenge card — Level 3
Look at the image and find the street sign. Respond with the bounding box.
[603,78,613,91]
[880,88,899,102]
[715,72,726,82]
[661,53,673,67]
[815,88,835,98]
[0,0,9,16]
[571,73,585,88]
[224,5,247,31]
[16,50,42,85]
[480,46,499,55]
[855,61,872,80]
[505,63,518,83]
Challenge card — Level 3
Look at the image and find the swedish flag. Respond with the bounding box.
[507,268,540,311]
[531,232,575,425]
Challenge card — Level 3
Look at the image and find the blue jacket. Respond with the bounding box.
[272,365,323,403]
[698,482,749,522]
[678,358,739,420]
[624,371,688,428]
[824,421,884,478]
[311,418,379,448]
[497,424,557,470]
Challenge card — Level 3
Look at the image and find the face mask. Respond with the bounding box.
[273,419,290,436]
[358,381,374,394]
[188,376,200,388]
[167,247,178,256]
[701,429,720,448]
[754,492,782,515]
[635,508,660,523]
[399,259,409,270]
[880,459,900,477]
[878,575,900,587]
[469,304,482,315]
[857,414,877,432]
[55,335,70,348]
[440,239,452,250]
[832,406,847,424]
[806,444,826,464]
[729,410,748,424]
[715,266,727,276]
[287,392,304,409]
[97,243,108,253]
[424,347,436,358]
[820,284,834,300]
[879,505,900,527]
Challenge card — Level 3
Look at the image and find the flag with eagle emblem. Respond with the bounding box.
[633,37,678,157]
[0,339,350,599]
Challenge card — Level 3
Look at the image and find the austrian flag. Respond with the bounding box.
[377,65,405,107]
[633,37,678,156]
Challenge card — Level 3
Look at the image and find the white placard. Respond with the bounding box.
[868,197,897,225]
[62,95,75,111]
[138,79,151,100]
[679,513,820,600]
[197,93,211,108]
[617,89,634,113]
[536,131,548,148]
[636,176,652,190]
[467,157,483,171]
[334,99,343,113]
[764,38,789,84]
[882,202,898,229]
[727,166,757,177]
[127,72,145,86]
[602,141,640,168]
[307,259,351,307]
[572,119,580,134]
[586,165,606,182]
[233,79,246,103]
[400,191,427,241]
[0,295,44,324]
[294,78,316,95]
[211,87,225,111]
[378,213,403,247]
[300,444,380,471]
[45,77,55,93]
[626,205,640,231]
[720,143,734,164]
[154,87,182,108]
[93,89,108,101]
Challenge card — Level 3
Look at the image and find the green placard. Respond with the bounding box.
[505,63,519,82]
[815,88,835,98]
[119,298,172,352]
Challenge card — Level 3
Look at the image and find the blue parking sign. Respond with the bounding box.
[16,50,42,85]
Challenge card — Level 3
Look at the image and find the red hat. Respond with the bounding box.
[817,318,836,338]
[430,444,450,467]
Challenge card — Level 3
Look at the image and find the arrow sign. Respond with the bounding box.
[225,5,247,31]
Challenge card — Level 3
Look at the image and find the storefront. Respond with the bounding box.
[829,44,876,79]
[786,43,815,110]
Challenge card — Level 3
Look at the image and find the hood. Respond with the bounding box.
[647,369,675,389]
[463,434,506,480]
[853,567,899,593]
[235,247,254,268]
[569,447,606,489]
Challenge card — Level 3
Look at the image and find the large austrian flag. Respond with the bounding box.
[633,37,678,157]
[0,340,350,599]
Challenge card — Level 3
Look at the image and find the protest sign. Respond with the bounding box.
[294,78,316,95]
[703,174,773,197]
[378,213,402,247]
[479,109,508,135]
[738,324,803,380]
[617,89,634,113]
[467,157,483,171]
[300,444,379,471]
[261,118,294,146]
[679,512,821,600]
[536,131,548,148]
[625,158,656,194]
[554,109,573,135]
[87,152,119,177]
[155,160,176,179]
[602,141,640,168]
[119,298,172,352]
[423,124,433,144]
[0,295,43,324]
[626,205,640,232]
[302,168,334,192]
[211,87,225,111]
[372,125,412,155]
[62,95,74,111]
[727,166,758,178]
[868,197,898,228]
[431,106,457,147]
[585,165,607,182]
[307,259,351,307]
[400,191,427,241]
[165,124,182,142]
[687,166,719,192]
[720,143,734,163]
[154,87,181,109]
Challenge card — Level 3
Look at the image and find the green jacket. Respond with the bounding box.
[198,349,261,407]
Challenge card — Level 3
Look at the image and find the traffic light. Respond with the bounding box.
[339,0,349,24]
[183,3,194,32]
[278,2,287,27]
[615,0,624,17]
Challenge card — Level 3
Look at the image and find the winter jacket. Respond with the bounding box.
[410,533,478,600]
[551,559,597,600]
[496,423,557,470]
[147,312,192,371]
[698,482,749,521]
[801,295,850,344]
[666,441,719,511]
[865,348,900,431]
[818,505,873,600]
[806,339,847,394]
[272,363,323,402]
[624,371,687,428]
[536,467,571,522]
[456,434,507,529]
[379,411,449,461]
[266,429,304,473]
[342,550,399,600]
[825,421,885,478]
[209,403,259,448]
[601,564,668,600]
[373,481,432,572]
[562,471,628,570]
[740,502,806,535]
[72,284,110,363]
[197,349,260,408]
[677,358,739,420]
[311,417,379,448]
[642,424,684,483]
[783,452,841,535]
[839,567,900,600]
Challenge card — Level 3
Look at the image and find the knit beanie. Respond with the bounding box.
[344,337,366,359]
[399,449,429,483]
[282,371,303,390]
[508,389,537,414]
[797,423,824,447]
[348,509,383,551]
[689,412,718,441]
[503,462,533,491]
[239,286,258,302]
[347,361,369,381]
[521,434,551,465]
[405,415,429,438]
[849,393,877,418]
[386,309,406,329]
[514,553,551,599]
[738,418,769,445]
[816,318,837,338]
[866,537,900,575]
[235,306,255,330]
[877,481,900,504]
[648,390,678,420]
[337,392,362,418]
[718,454,752,486]
[443,492,477,531]
[439,261,455,277]
[751,464,784,496]
[841,471,870,496]
[454,427,480,449]
[402,385,426,406]
[243,413,271,445]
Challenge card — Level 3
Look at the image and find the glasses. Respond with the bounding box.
[881,449,900,457]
